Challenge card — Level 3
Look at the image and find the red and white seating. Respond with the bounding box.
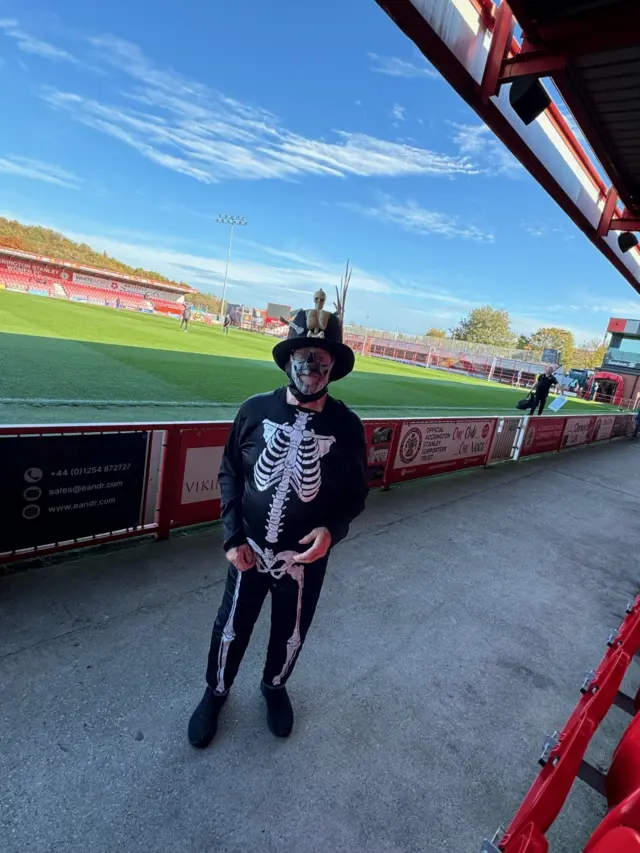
[0,266,185,313]
[0,272,57,295]
[63,283,147,309]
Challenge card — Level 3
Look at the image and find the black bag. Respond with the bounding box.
[516,393,535,411]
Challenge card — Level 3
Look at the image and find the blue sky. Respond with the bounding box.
[1,0,639,341]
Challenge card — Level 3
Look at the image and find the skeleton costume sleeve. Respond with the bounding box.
[217,389,368,563]
[218,413,249,552]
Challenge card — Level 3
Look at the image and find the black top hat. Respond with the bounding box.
[272,309,355,382]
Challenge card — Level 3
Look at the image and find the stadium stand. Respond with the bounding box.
[0,248,189,317]
[62,282,149,310]
[0,272,57,296]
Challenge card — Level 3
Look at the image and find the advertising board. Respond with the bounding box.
[542,348,560,364]
[363,421,398,487]
[520,417,565,458]
[561,417,594,449]
[389,418,496,483]
[0,258,64,280]
[591,415,615,442]
[266,302,290,321]
[172,426,230,528]
[0,432,148,553]
[71,272,172,301]
[612,414,633,438]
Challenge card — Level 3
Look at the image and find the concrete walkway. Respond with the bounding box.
[2,441,640,853]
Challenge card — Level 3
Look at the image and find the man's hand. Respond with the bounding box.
[226,543,256,572]
[296,527,332,565]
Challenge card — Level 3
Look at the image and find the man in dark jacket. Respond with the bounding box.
[188,305,368,748]
[531,366,558,415]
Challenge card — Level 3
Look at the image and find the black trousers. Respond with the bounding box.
[205,560,327,694]
[531,394,548,415]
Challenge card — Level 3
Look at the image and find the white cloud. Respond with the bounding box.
[0,156,80,188]
[159,201,218,221]
[55,229,397,300]
[368,52,438,80]
[0,19,77,63]
[345,196,494,243]
[391,102,406,122]
[0,204,502,332]
[37,35,477,184]
[584,299,640,316]
[522,222,567,239]
[510,312,607,342]
[452,123,522,178]
[20,217,475,310]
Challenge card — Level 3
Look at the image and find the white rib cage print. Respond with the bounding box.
[253,410,335,560]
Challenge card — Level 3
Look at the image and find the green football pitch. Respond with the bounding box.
[0,290,609,424]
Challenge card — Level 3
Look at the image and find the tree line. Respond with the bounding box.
[0,218,186,288]
[425,306,606,369]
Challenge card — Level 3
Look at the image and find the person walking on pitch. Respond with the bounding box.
[180,304,192,332]
[530,366,558,416]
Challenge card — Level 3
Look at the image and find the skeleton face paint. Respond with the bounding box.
[289,346,334,397]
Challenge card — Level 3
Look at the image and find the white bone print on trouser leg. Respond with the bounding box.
[272,564,304,687]
[215,570,242,693]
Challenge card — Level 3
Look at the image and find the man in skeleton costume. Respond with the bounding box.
[188,303,368,748]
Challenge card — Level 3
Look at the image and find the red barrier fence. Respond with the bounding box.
[483,593,640,853]
[0,412,634,565]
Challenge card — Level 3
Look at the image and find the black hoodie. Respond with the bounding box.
[218,387,368,556]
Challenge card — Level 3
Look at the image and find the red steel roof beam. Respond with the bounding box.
[498,49,567,82]
[480,0,515,103]
[609,216,640,232]
[597,187,620,238]
[373,0,640,294]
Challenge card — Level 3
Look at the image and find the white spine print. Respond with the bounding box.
[254,411,334,548]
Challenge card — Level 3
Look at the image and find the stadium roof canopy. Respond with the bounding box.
[375,0,640,294]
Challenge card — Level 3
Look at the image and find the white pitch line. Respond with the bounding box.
[0,398,231,407]
[0,397,510,412]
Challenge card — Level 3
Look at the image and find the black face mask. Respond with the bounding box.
[287,381,329,404]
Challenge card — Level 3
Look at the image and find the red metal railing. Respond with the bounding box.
[0,412,633,566]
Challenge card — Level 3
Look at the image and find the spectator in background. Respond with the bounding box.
[223,314,231,336]
[180,303,192,333]
[530,366,558,416]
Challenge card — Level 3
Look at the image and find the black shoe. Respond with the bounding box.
[188,687,228,749]
[261,681,294,738]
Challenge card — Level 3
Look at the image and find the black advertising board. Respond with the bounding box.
[0,432,148,553]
